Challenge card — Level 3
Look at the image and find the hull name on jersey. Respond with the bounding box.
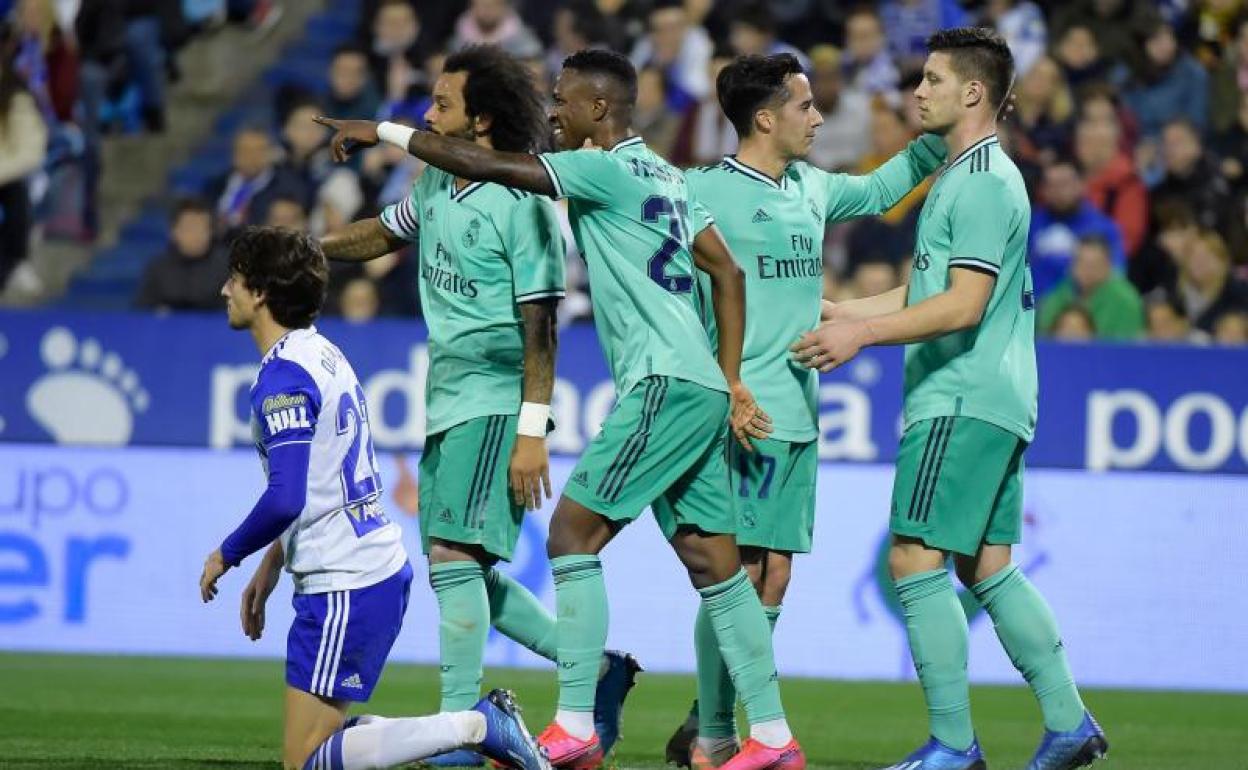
[264,406,312,435]
[756,254,822,280]
[422,245,480,298]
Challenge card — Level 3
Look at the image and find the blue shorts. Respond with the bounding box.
[286,562,413,702]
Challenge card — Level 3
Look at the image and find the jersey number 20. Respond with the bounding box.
[337,384,382,505]
[643,195,693,294]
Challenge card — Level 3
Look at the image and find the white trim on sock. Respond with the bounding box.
[750,719,792,748]
[555,709,595,740]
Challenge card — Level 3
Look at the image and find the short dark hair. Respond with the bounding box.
[332,43,368,62]
[228,226,328,329]
[926,27,1015,109]
[1077,233,1112,255]
[444,45,550,153]
[716,53,804,137]
[562,48,638,105]
[171,197,212,224]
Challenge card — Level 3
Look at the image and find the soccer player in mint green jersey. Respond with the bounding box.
[318,48,804,770]
[671,53,947,770]
[792,29,1107,770]
[320,46,638,766]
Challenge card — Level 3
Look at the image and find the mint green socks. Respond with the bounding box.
[896,569,974,751]
[484,567,558,661]
[694,602,782,738]
[552,554,608,712]
[973,565,1085,732]
[429,562,490,711]
[697,570,786,727]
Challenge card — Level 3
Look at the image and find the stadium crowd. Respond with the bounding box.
[2,0,1247,345]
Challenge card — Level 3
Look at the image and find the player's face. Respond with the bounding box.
[222,271,261,330]
[549,69,596,150]
[424,71,477,142]
[914,52,965,135]
[771,73,823,160]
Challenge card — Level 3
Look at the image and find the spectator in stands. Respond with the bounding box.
[845,104,927,273]
[133,198,227,311]
[1213,310,1248,344]
[1123,21,1210,139]
[327,45,380,120]
[208,126,308,235]
[278,99,331,193]
[310,167,363,239]
[1145,293,1198,341]
[727,1,810,70]
[1151,118,1232,232]
[630,0,712,112]
[1039,234,1145,340]
[1211,15,1248,134]
[119,0,188,133]
[842,7,899,97]
[981,0,1046,76]
[844,258,901,301]
[1011,55,1074,167]
[1076,117,1148,257]
[634,65,681,159]
[670,46,734,166]
[339,276,380,323]
[879,0,968,75]
[264,194,307,232]
[450,0,542,59]
[368,0,428,109]
[806,45,870,171]
[1078,84,1140,158]
[1051,0,1160,77]
[1029,158,1127,298]
[1170,229,1248,333]
[546,2,617,86]
[359,134,422,209]
[1214,91,1248,193]
[1050,304,1096,341]
[0,39,48,292]
[1052,24,1115,90]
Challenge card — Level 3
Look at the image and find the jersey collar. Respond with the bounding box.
[451,180,487,203]
[261,326,315,366]
[945,134,999,172]
[722,156,787,190]
[608,136,644,153]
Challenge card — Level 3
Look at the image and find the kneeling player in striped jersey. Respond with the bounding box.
[199,227,550,770]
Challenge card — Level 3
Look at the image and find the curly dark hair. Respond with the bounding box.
[228,226,328,329]
[716,53,804,138]
[444,45,551,153]
[562,48,638,105]
[927,27,1015,109]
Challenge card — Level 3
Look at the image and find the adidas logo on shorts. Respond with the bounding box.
[571,470,589,486]
[751,208,772,223]
[340,673,363,690]
[438,508,454,523]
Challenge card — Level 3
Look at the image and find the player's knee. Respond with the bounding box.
[888,542,936,581]
[429,540,492,566]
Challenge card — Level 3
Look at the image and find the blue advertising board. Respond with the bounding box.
[1,310,1246,473]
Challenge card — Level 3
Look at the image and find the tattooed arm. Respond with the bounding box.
[321,218,408,263]
[510,299,559,510]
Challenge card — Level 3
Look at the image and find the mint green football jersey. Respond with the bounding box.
[380,167,566,435]
[538,136,726,396]
[687,138,945,442]
[905,135,1038,441]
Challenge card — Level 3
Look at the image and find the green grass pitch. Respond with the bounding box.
[1,654,1245,769]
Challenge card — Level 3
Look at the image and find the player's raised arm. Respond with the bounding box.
[321,217,409,262]
[693,223,772,448]
[315,117,557,197]
[822,133,947,221]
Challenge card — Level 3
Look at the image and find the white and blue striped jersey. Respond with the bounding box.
[248,327,407,593]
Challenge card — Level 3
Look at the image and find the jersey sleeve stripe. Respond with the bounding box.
[394,199,421,234]
[537,155,566,199]
[949,257,1001,276]
[266,439,313,450]
[515,288,567,302]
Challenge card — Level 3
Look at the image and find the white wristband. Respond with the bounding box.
[377,121,416,150]
[517,402,550,437]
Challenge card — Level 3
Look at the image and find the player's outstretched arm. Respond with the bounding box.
[822,285,909,323]
[511,299,558,511]
[315,117,556,197]
[693,224,772,449]
[824,135,946,221]
[793,267,993,372]
[322,218,408,263]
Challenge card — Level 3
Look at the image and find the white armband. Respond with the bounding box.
[377,121,416,150]
[517,402,551,438]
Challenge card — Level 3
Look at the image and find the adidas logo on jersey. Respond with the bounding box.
[571,470,589,487]
[340,673,363,690]
[751,208,773,223]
